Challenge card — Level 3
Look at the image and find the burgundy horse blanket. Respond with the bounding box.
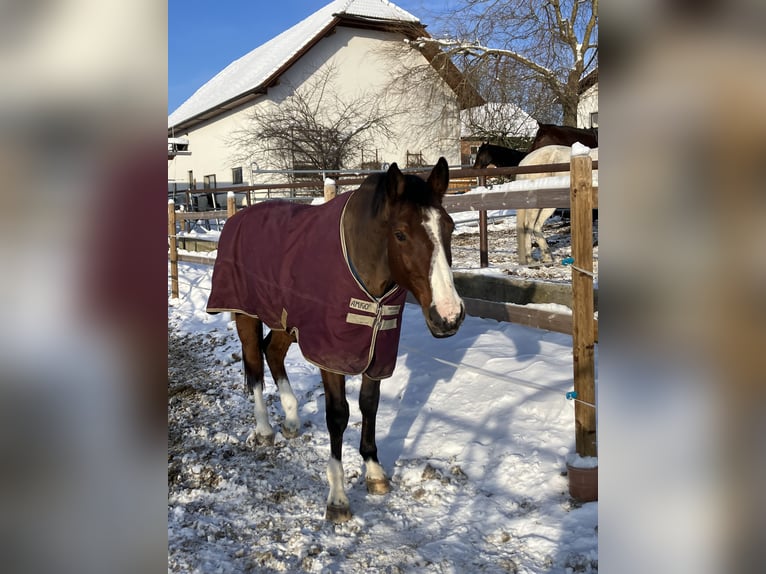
[206,191,406,380]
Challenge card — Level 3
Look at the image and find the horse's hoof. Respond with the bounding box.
[366,477,390,495]
[281,422,300,440]
[325,504,352,523]
[247,430,275,447]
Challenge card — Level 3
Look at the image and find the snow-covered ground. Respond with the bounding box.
[168,211,599,573]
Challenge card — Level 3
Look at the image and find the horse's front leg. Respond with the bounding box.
[321,369,352,522]
[359,375,390,494]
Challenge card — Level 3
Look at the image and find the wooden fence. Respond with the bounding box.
[168,156,598,458]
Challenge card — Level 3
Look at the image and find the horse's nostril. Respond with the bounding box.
[428,305,443,328]
[428,304,464,335]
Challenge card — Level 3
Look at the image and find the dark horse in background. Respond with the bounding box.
[472,142,528,168]
[206,159,465,522]
[528,122,598,152]
[472,122,598,169]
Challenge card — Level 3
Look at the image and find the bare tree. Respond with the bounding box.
[407,0,598,127]
[228,65,396,180]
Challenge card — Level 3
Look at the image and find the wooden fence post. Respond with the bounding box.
[324,178,337,202]
[570,153,597,458]
[226,191,236,218]
[479,210,489,268]
[168,200,179,299]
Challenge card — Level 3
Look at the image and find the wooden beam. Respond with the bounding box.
[478,210,488,267]
[570,153,597,458]
[168,201,179,298]
[177,253,217,266]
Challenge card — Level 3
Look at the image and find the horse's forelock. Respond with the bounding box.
[400,175,442,208]
[370,172,442,218]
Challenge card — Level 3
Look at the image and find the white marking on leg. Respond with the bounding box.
[365,460,387,483]
[252,385,274,441]
[423,208,462,322]
[326,458,349,509]
[276,378,300,437]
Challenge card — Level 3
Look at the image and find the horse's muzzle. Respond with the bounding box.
[426,302,465,338]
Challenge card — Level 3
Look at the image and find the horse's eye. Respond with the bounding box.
[394,230,406,242]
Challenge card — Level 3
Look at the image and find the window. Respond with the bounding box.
[232,167,243,184]
[187,170,194,189]
[590,112,598,128]
[203,174,216,189]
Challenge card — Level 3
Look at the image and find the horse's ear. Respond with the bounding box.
[386,162,405,199]
[427,157,449,197]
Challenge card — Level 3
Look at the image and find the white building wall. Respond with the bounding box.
[577,82,599,129]
[168,26,461,192]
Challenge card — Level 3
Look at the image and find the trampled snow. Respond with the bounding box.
[168,242,598,572]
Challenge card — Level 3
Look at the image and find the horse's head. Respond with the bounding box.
[383,158,465,338]
[473,142,491,169]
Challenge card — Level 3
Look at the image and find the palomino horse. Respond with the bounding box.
[528,122,598,152]
[472,142,527,168]
[516,145,598,264]
[206,158,465,522]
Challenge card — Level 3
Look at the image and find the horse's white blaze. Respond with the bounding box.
[252,385,274,439]
[423,208,462,321]
[326,458,349,508]
[276,378,300,434]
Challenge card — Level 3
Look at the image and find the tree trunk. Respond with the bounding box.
[561,96,579,127]
[562,71,582,127]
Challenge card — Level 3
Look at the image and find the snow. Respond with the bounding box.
[571,142,591,157]
[168,219,598,571]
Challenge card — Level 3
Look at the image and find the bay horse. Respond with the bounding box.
[472,142,528,168]
[516,145,598,264]
[528,122,598,152]
[206,158,465,522]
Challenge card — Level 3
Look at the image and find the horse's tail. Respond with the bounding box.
[239,314,268,394]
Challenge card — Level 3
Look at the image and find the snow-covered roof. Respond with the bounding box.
[168,0,420,131]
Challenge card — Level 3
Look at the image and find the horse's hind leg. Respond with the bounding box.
[359,375,389,494]
[263,330,300,439]
[517,208,533,264]
[321,369,352,522]
[533,208,556,263]
[234,313,275,446]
